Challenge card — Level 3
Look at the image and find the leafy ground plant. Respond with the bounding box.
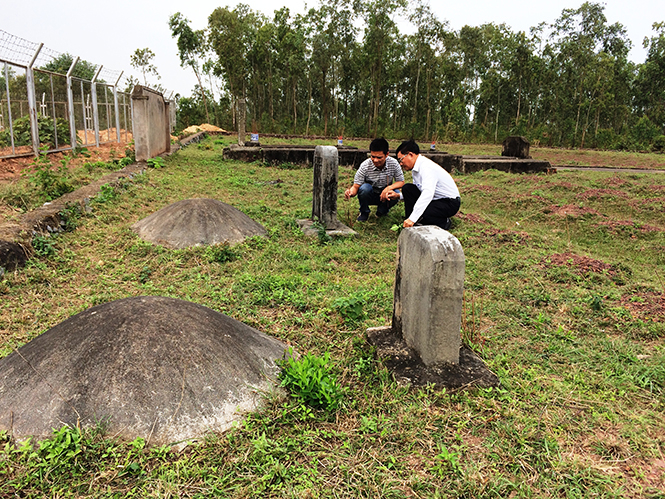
[278,350,344,413]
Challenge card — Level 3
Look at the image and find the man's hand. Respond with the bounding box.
[403,219,415,228]
[380,188,394,202]
[344,187,355,200]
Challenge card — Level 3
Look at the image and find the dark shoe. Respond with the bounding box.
[442,218,452,230]
[356,212,369,222]
[376,211,388,218]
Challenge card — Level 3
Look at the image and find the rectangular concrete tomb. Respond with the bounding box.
[392,226,465,365]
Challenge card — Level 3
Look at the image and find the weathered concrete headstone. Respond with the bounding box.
[366,226,499,389]
[297,145,355,237]
[131,198,266,249]
[502,136,531,159]
[392,226,464,365]
[0,296,291,446]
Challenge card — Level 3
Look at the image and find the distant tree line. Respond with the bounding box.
[169,0,665,151]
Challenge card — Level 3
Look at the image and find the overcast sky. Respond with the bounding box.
[2,0,663,96]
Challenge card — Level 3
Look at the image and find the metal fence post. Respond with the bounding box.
[66,56,79,150]
[26,43,43,156]
[113,71,123,143]
[4,62,16,155]
[91,65,102,147]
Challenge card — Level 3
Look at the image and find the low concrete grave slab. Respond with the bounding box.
[131,198,267,249]
[0,296,291,446]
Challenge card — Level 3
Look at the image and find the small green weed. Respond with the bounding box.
[278,350,344,413]
[205,242,239,263]
[333,294,366,323]
[93,184,117,204]
[311,220,331,245]
[146,157,165,168]
[32,234,57,257]
[26,152,74,201]
[59,203,82,232]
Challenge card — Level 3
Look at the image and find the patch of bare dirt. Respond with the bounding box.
[479,228,530,244]
[542,252,619,277]
[596,220,663,233]
[577,188,630,200]
[603,176,629,187]
[0,140,132,184]
[543,204,603,217]
[457,212,490,225]
[566,426,665,498]
[459,184,500,194]
[620,292,665,321]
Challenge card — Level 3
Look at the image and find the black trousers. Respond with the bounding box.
[402,183,461,229]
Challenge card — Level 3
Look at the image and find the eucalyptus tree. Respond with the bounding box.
[272,8,308,132]
[634,22,665,131]
[130,48,160,87]
[303,0,357,135]
[356,0,405,136]
[542,2,632,147]
[403,0,451,139]
[208,4,262,123]
[169,13,210,123]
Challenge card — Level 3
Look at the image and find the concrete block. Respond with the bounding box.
[392,226,464,365]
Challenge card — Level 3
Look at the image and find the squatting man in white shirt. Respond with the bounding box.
[383,139,461,230]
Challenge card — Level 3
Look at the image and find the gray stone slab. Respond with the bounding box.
[296,218,356,238]
[392,226,465,365]
[0,296,291,446]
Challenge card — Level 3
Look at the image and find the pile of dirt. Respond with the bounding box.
[456,212,489,225]
[181,123,228,136]
[620,291,665,321]
[542,252,618,277]
[0,140,133,183]
[543,204,603,217]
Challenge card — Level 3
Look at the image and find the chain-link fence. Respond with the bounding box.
[0,30,147,159]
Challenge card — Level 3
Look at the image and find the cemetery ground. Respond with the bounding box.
[0,135,664,497]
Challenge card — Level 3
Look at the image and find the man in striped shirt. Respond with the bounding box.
[344,138,405,222]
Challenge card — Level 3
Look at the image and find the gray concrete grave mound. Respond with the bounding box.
[131,198,267,249]
[0,296,291,446]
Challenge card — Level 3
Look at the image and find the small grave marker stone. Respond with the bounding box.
[297,145,355,237]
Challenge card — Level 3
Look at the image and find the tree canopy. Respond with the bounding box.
[172,0,664,151]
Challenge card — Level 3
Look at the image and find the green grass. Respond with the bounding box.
[1,136,664,497]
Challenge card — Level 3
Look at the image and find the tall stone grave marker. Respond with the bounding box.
[393,226,464,365]
[297,146,355,237]
[366,225,498,388]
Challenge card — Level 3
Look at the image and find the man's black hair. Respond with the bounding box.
[369,137,390,154]
[396,139,420,155]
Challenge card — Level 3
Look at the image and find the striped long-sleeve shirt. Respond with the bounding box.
[353,156,405,190]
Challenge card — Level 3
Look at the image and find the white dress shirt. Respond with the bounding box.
[403,154,460,223]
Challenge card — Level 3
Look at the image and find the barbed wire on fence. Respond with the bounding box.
[0,29,172,159]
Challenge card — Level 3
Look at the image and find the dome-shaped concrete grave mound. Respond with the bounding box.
[0,296,290,446]
[131,198,267,249]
